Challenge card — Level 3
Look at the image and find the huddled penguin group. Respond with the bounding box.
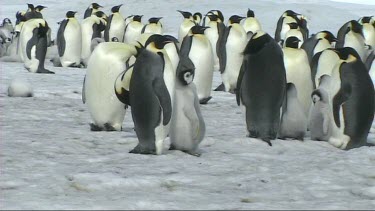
[1,3,374,154]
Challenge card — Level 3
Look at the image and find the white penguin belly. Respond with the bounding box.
[363,24,375,48]
[344,32,366,62]
[124,22,143,44]
[143,24,163,35]
[313,39,331,55]
[315,50,340,87]
[109,15,126,42]
[178,20,195,45]
[205,26,219,71]
[81,20,95,64]
[61,21,82,67]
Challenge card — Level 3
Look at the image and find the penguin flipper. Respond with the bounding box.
[310,51,323,89]
[114,67,133,106]
[57,19,68,57]
[104,14,113,42]
[83,8,92,19]
[82,75,86,104]
[152,78,172,126]
[274,16,284,42]
[217,23,228,74]
[26,28,38,60]
[336,22,350,48]
[236,60,247,106]
[179,35,192,58]
[332,81,352,128]
[192,84,206,142]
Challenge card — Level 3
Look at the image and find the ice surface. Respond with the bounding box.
[1,0,375,209]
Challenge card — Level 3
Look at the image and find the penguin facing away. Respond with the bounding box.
[104,4,125,42]
[242,9,262,37]
[170,56,206,156]
[236,31,286,146]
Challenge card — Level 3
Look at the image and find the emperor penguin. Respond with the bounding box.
[170,56,206,156]
[327,47,374,149]
[83,42,139,131]
[202,10,224,27]
[241,9,262,39]
[301,30,337,64]
[104,4,125,42]
[193,12,202,25]
[56,11,82,68]
[81,12,107,67]
[282,36,313,117]
[279,83,307,140]
[336,20,367,62]
[177,10,195,45]
[311,48,340,89]
[283,22,304,47]
[141,17,163,35]
[358,16,375,49]
[123,15,144,44]
[180,25,214,104]
[219,15,247,93]
[236,31,286,145]
[19,18,54,73]
[126,35,176,155]
[124,15,135,26]
[84,3,103,19]
[204,14,223,72]
[275,10,300,43]
[24,4,45,20]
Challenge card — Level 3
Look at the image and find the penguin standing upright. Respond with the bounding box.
[204,14,224,72]
[84,3,102,19]
[126,35,176,155]
[241,9,262,38]
[104,4,125,42]
[180,25,214,104]
[237,31,286,145]
[141,17,163,35]
[123,15,144,44]
[19,18,53,73]
[57,11,82,68]
[177,10,195,45]
[358,16,375,49]
[170,56,206,156]
[282,36,313,117]
[301,30,337,64]
[219,15,247,92]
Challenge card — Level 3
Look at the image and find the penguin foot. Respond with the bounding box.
[37,68,55,74]
[199,96,212,104]
[214,83,225,91]
[261,138,273,146]
[104,123,116,131]
[129,144,156,155]
[90,123,102,131]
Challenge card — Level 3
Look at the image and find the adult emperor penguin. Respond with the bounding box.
[279,83,307,140]
[84,3,103,19]
[56,11,82,68]
[358,16,375,49]
[141,17,163,35]
[19,18,54,73]
[204,14,223,72]
[241,9,262,39]
[177,10,195,45]
[180,25,214,104]
[236,31,286,145]
[123,15,144,44]
[282,36,313,117]
[81,12,107,67]
[301,30,337,64]
[219,15,247,92]
[126,35,176,154]
[104,4,125,42]
[170,56,206,156]
[83,42,139,131]
[336,20,367,62]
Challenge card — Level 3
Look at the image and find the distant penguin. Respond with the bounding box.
[177,10,195,45]
[279,83,307,140]
[125,35,176,155]
[170,56,206,156]
[236,31,286,145]
[327,47,375,149]
[336,20,367,62]
[219,15,247,93]
[311,48,340,89]
[57,11,82,68]
[123,15,144,44]
[84,3,103,19]
[19,19,54,73]
[241,9,262,38]
[301,30,337,64]
[180,25,214,104]
[141,17,163,35]
[283,22,304,47]
[283,36,313,117]
[310,86,333,142]
[358,16,375,49]
[104,4,125,42]
[83,42,139,131]
[81,12,107,66]
[204,14,223,72]
[193,12,202,25]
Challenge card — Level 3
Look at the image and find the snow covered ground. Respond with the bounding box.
[1,0,375,209]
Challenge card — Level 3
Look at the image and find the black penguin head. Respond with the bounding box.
[66,11,77,18]
[209,10,224,22]
[149,17,162,24]
[3,18,12,25]
[321,30,337,43]
[359,16,373,24]
[177,56,195,86]
[287,22,299,29]
[207,14,219,22]
[16,11,26,24]
[229,15,245,24]
[193,12,202,21]
[92,3,102,9]
[177,10,193,19]
[244,30,273,54]
[311,90,322,104]
[35,5,47,12]
[133,15,143,22]
[333,47,361,61]
[94,11,107,21]
[111,37,119,42]
[285,36,301,48]
[190,25,209,34]
[27,3,35,11]
[247,9,255,18]
[284,10,299,17]
[111,4,122,13]
[349,20,363,36]
[145,34,176,50]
